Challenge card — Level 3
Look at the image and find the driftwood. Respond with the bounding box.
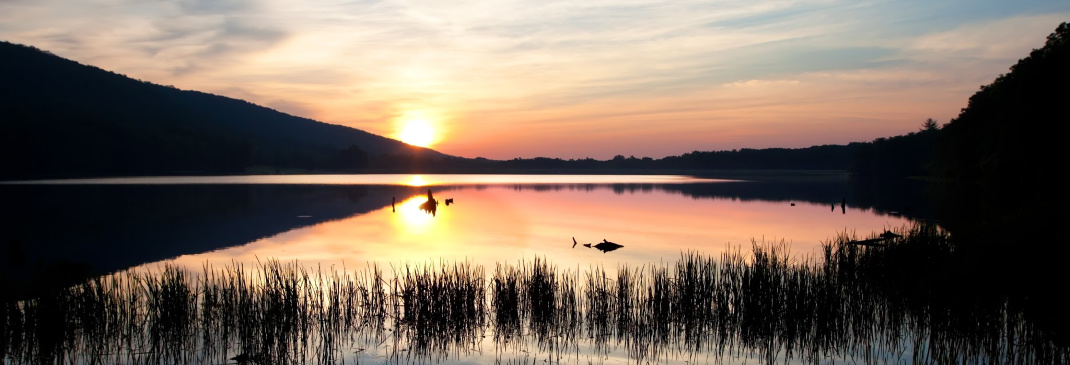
[847,231,901,247]
[594,239,623,253]
[573,237,624,252]
[848,238,887,247]
[418,190,438,216]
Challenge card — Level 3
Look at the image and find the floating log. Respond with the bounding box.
[848,238,886,247]
[419,189,438,216]
[594,239,623,253]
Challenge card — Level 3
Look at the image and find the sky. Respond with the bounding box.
[1,0,1067,160]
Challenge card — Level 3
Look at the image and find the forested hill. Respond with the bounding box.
[828,22,1070,182]
[0,41,447,180]
[932,22,1068,191]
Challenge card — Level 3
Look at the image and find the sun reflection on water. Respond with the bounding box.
[394,195,435,233]
[404,175,429,186]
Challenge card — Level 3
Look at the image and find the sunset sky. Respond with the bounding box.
[2,0,1067,159]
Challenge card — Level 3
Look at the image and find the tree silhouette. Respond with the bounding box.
[932,22,1069,192]
[921,118,939,132]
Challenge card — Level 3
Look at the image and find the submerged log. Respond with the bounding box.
[848,238,887,247]
[594,239,623,253]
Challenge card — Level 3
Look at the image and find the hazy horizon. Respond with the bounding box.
[2,0,1067,160]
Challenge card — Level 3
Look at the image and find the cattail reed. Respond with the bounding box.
[1,223,1066,364]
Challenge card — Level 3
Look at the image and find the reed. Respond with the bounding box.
[1,223,1066,365]
[391,260,485,362]
[491,262,522,345]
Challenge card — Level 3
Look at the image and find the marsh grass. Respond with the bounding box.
[1,223,1066,364]
[390,261,485,363]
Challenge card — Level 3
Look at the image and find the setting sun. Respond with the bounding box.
[398,119,435,148]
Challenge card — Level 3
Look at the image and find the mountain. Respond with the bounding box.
[0,41,449,180]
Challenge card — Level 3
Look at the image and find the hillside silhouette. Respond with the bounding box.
[843,22,1069,228]
[933,23,1068,191]
[0,41,448,180]
[925,23,1069,242]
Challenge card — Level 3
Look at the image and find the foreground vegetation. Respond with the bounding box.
[2,224,1065,365]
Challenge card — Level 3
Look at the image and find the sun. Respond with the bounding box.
[398,119,435,148]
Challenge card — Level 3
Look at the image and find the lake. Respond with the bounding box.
[1,174,1063,364]
[0,174,916,275]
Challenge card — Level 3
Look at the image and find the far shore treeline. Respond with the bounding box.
[2,23,1067,188]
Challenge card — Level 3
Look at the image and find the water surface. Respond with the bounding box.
[0,174,914,276]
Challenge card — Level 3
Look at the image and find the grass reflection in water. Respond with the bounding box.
[2,224,1067,364]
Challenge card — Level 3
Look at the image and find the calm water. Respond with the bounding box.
[8,174,1059,365]
[1,174,914,276]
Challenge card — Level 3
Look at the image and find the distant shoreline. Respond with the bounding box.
[1,169,853,184]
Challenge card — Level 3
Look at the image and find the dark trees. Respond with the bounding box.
[850,120,940,178]
[932,22,1069,192]
[334,145,370,170]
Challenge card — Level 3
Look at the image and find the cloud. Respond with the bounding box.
[908,14,1065,60]
[0,0,289,80]
[175,0,258,15]
[722,79,801,88]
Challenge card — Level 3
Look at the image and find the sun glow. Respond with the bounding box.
[397,119,435,148]
[404,175,428,187]
[395,195,435,232]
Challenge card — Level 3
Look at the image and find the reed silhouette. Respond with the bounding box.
[1,225,1066,364]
